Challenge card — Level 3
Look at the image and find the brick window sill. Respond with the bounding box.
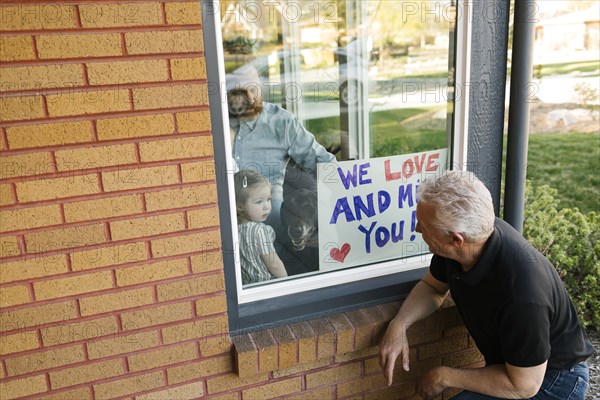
[232,298,458,377]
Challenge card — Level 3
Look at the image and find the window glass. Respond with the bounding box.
[221,0,455,289]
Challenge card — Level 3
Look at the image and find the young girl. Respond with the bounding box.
[234,170,288,285]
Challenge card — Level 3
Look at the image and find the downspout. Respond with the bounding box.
[503,0,536,232]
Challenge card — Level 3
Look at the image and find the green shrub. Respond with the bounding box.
[523,183,600,331]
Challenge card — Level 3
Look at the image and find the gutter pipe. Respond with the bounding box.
[503,0,537,232]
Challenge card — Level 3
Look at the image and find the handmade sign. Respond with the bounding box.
[317,149,447,271]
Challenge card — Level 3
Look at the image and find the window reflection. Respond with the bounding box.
[222,1,455,287]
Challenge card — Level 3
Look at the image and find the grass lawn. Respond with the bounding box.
[368,109,446,155]
[525,132,600,214]
[307,109,599,213]
[306,108,447,157]
[535,60,600,77]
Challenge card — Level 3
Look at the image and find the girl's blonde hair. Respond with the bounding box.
[233,169,270,207]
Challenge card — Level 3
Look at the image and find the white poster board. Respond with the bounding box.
[317,149,447,271]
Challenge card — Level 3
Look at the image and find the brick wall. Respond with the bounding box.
[0,2,481,399]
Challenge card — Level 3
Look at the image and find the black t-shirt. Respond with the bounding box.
[430,218,594,369]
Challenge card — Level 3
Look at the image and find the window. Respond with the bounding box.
[202,0,469,332]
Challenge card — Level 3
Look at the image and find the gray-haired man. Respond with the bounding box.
[379,170,594,399]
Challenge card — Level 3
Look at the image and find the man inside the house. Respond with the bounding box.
[379,171,594,399]
[225,64,335,234]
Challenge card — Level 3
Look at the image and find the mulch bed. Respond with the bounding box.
[587,330,599,399]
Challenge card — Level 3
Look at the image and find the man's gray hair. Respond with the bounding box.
[418,170,495,242]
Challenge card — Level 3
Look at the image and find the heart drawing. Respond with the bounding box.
[330,243,351,263]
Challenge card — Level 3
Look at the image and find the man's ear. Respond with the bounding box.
[450,232,465,247]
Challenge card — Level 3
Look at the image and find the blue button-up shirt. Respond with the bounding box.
[231,101,335,228]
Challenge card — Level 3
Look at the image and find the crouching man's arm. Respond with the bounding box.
[417,361,547,399]
[379,272,449,386]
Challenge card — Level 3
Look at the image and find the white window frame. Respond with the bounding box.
[452,0,472,168]
[205,0,472,305]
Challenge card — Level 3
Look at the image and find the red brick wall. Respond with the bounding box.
[0,2,481,399]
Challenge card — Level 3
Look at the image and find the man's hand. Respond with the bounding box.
[378,274,449,387]
[416,366,447,399]
[378,318,410,386]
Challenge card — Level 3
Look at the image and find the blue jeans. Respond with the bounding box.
[451,363,589,400]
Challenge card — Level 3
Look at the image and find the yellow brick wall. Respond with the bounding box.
[1,2,479,399]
